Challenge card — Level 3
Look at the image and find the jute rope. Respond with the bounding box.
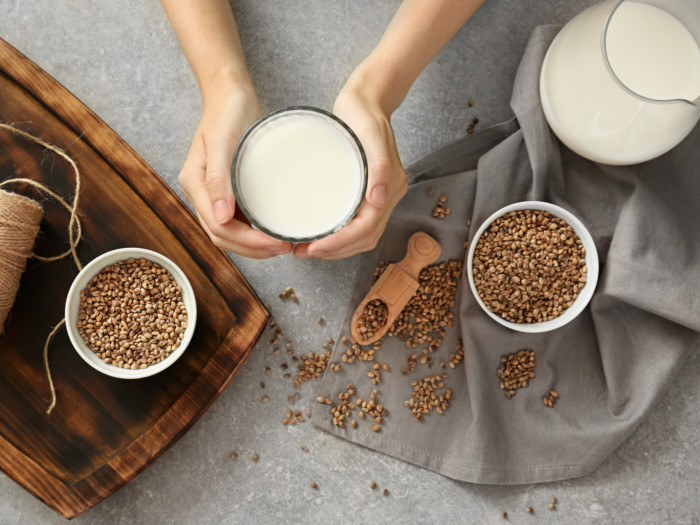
[0,122,83,415]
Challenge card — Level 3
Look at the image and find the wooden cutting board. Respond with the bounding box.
[0,38,268,518]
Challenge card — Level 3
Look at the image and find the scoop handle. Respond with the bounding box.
[396,232,442,279]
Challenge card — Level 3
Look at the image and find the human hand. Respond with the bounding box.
[293,86,408,260]
[179,85,293,258]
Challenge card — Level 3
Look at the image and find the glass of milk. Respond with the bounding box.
[232,106,367,242]
[540,0,700,165]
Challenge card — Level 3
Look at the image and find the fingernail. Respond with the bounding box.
[213,200,231,224]
[370,184,387,208]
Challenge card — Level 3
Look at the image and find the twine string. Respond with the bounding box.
[0,122,82,269]
[0,122,83,415]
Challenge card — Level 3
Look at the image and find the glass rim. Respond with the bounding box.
[231,106,368,243]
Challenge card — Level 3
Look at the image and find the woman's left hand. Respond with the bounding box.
[294,86,408,260]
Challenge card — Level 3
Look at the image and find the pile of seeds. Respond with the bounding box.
[405,373,453,420]
[381,260,463,350]
[341,338,379,363]
[76,257,188,369]
[293,350,331,387]
[472,209,587,324]
[355,298,388,342]
[497,349,535,398]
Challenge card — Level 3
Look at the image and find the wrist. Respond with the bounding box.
[199,63,256,107]
[342,55,409,116]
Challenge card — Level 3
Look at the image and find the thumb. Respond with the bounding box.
[204,139,236,225]
[367,158,392,208]
[363,120,400,209]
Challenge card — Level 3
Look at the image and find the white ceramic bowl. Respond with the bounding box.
[467,201,598,333]
[65,247,197,379]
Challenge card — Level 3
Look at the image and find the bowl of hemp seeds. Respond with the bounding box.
[65,247,196,379]
[467,201,598,333]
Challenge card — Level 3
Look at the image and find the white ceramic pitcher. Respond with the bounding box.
[540,0,700,165]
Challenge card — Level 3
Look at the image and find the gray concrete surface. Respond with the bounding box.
[1,0,699,523]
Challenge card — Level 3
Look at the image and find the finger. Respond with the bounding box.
[186,168,292,258]
[203,135,237,225]
[297,167,407,260]
[357,118,399,209]
[295,201,385,260]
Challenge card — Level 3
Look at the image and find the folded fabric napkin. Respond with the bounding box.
[312,25,700,484]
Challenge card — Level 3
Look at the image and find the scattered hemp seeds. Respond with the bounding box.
[321,386,388,431]
[368,363,384,385]
[328,384,357,429]
[543,389,559,408]
[405,373,453,420]
[432,193,451,219]
[449,339,465,368]
[472,209,587,324]
[355,298,389,342]
[356,390,388,426]
[76,257,188,370]
[279,287,297,302]
[401,353,418,375]
[497,349,535,398]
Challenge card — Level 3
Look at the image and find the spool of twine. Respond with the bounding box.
[0,189,43,329]
[1,122,83,415]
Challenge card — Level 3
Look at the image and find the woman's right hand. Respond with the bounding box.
[178,83,293,258]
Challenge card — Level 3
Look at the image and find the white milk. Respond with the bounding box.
[235,109,365,240]
[540,0,700,165]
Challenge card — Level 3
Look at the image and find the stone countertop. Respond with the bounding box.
[1,1,699,523]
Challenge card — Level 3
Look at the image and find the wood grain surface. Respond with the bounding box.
[0,38,268,519]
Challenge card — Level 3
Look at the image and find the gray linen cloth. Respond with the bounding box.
[312,25,700,484]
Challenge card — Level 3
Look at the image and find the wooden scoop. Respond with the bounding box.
[350,232,442,345]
